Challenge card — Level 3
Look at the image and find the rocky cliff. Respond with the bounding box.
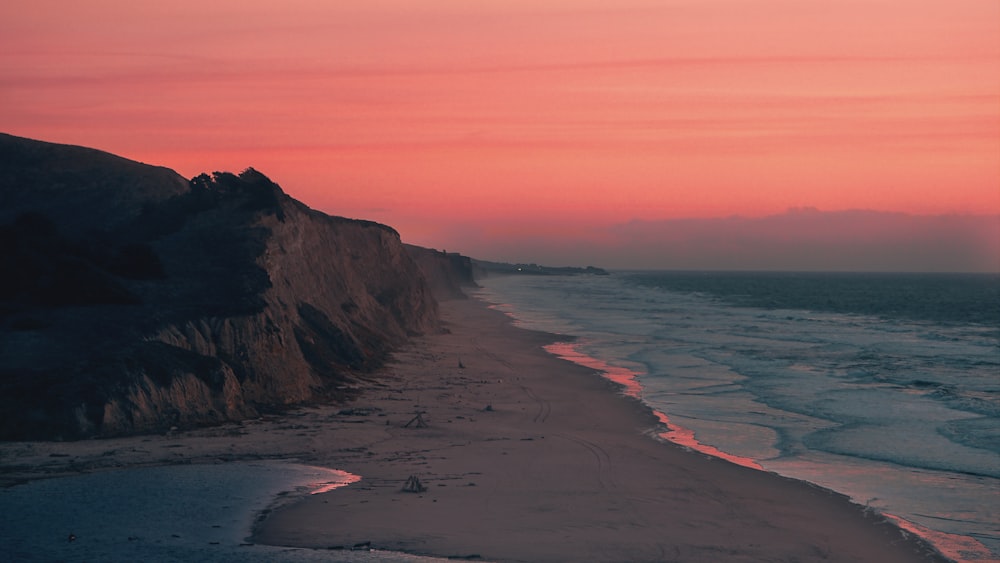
[405,245,478,300]
[0,133,440,439]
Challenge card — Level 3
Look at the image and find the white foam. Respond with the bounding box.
[477,273,1000,560]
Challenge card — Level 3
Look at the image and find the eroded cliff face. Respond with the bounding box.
[122,187,439,432]
[0,135,439,439]
[405,245,478,301]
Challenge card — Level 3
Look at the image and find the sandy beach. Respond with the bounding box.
[0,296,948,562]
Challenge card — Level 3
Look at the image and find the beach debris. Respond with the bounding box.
[338,407,379,416]
[402,475,427,493]
[458,359,465,369]
[404,411,428,428]
[483,404,493,412]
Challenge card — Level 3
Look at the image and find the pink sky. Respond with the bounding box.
[2,1,998,270]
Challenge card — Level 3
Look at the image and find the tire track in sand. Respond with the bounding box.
[553,432,617,491]
[471,334,552,423]
[471,337,514,370]
[519,385,551,423]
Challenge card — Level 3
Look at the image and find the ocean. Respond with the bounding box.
[476,271,1000,562]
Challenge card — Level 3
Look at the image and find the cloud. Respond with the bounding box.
[601,210,1000,272]
[439,210,999,273]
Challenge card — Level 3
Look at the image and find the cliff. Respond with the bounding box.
[405,245,478,300]
[0,133,439,439]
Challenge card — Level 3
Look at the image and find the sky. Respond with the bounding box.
[2,1,998,271]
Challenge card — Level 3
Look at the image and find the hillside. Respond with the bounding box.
[0,133,445,439]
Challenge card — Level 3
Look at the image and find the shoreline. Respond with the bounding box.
[0,296,950,562]
[481,275,998,563]
[539,339,992,563]
[0,461,419,562]
[253,297,946,562]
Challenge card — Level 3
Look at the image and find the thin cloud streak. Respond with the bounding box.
[2,50,990,86]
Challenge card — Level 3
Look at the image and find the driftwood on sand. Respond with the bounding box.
[402,475,427,493]
[404,412,428,428]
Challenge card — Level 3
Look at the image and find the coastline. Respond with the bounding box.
[539,340,994,563]
[253,297,946,562]
[0,296,949,562]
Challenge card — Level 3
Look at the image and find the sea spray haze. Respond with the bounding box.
[478,271,1000,561]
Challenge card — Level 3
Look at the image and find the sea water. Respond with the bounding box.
[0,462,441,562]
[476,271,1000,562]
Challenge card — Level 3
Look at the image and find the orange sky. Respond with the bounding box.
[2,1,998,269]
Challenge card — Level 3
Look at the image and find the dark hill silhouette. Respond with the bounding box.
[0,133,189,235]
[0,134,450,440]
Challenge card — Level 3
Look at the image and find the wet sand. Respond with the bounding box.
[255,298,946,562]
[0,297,948,562]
